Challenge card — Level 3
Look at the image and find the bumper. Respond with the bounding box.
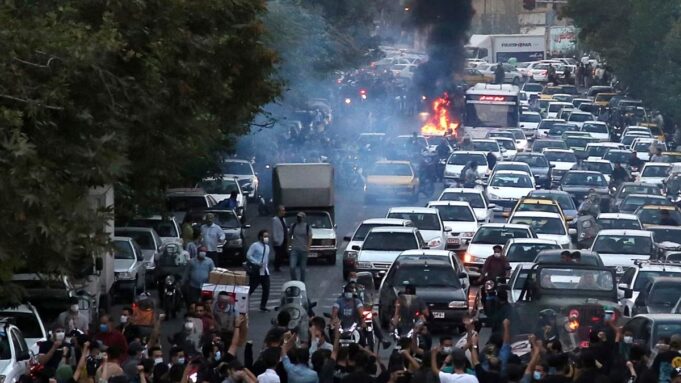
[365,186,417,198]
[446,237,473,250]
[429,307,470,325]
[308,248,336,260]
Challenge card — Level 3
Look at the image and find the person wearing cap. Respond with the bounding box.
[431,345,478,383]
[57,296,89,333]
[289,211,312,282]
[200,213,226,266]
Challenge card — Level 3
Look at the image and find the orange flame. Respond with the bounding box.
[420,94,458,136]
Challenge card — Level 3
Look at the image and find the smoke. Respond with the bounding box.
[408,0,475,98]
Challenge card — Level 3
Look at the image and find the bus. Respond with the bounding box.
[464,83,520,138]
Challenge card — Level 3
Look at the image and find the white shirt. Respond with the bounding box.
[438,371,479,383]
[257,368,280,383]
[246,241,270,276]
[201,223,225,251]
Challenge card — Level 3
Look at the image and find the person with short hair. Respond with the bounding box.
[271,205,288,272]
[56,296,89,333]
[289,212,312,282]
[247,229,272,312]
[200,213,226,265]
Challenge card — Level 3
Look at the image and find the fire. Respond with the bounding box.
[420,94,458,136]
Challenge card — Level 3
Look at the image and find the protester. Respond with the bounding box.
[247,229,272,312]
[290,212,312,282]
[57,297,89,333]
[271,205,288,272]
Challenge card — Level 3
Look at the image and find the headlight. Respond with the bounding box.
[427,238,442,248]
[488,193,499,200]
[461,232,475,238]
[116,272,134,280]
[357,262,372,269]
[463,252,483,263]
[345,251,359,260]
[448,301,467,309]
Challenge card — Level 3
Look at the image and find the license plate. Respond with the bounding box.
[308,252,318,258]
[432,311,445,319]
[447,238,460,244]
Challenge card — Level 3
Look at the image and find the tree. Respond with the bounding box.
[0,0,279,306]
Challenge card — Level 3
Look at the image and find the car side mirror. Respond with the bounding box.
[568,228,577,235]
[488,203,497,209]
[624,288,633,299]
[444,226,452,233]
[351,245,361,251]
[242,224,251,229]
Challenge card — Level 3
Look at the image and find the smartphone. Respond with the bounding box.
[604,310,614,321]
[236,295,248,314]
[188,372,198,383]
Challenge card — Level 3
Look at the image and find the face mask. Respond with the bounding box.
[623,336,633,344]
[442,346,453,354]
[99,324,108,333]
[177,357,186,365]
[185,321,194,331]
[120,315,128,324]
[55,331,65,342]
[154,357,164,365]
[533,371,543,381]
[344,292,353,299]
[493,252,501,258]
[215,351,222,361]
[349,278,357,283]
[262,237,270,244]
[656,343,669,351]
[198,252,206,259]
[70,304,79,313]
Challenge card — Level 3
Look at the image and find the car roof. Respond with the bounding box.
[472,138,498,143]
[166,188,207,196]
[399,249,454,257]
[451,151,488,156]
[638,205,676,210]
[543,148,575,154]
[624,194,667,199]
[479,223,532,229]
[521,111,540,116]
[361,218,412,225]
[583,120,607,125]
[0,304,36,314]
[491,170,531,176]
[427,200,472,208]
[510,211,563,219]
[584,159,611,164]
[506,238,560,245]
[587,142,623,147]
[441,188,483,194]
[597,229,653,237]
[367,226,417,234]
[519,198,558,205]
[530,190,570,196]
[388,207,439,214]
[204,209,238,215]
[113,236,134,242]
[642,162,671,167]
[496,161,530,167]
[597,213,639,220]
[635,262,681,271]
[646,225,681,231]
[633,314,681,321]
[564,170,602,176]
[394,252,453,266]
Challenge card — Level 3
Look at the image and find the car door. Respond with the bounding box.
[618,268,636,314]
[10,327,31,377]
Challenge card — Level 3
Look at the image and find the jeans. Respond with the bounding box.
[248,274,270,309]
[289,249,308,282]
[274,245,287,271]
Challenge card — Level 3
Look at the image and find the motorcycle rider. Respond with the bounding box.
[435,139,451,182]
[611,162,630,188]
[463,161,479,188]
[477,245,511,285]
[629,151,644,171]
[345,270,391,349]
[331,283,364,340]
[419,152,437,195]
[536,309,559,344]
[391,284,431,352]
[578,190,601,218]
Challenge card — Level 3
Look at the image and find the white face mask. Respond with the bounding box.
[442,346,453,354]
[55,331,65,342]
[120,315,128,324]
[184,321,194,331]
[263,237,270,244]
[623,336,633,344]
[70,304,79,313]
[154,357,164,365]
[493,252,501,258]
[344,292,353,299]
[177,357,186,365]
[198,252,206,259]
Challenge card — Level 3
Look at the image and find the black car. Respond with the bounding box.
[378,250,469,330]
[610,182,663,212]
[559,170,611,211]
[632,277,681,315]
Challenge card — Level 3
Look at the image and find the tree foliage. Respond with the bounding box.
[0,0,279,305]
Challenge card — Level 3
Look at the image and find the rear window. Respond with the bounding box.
[387,212,441,231]
[115,231,155,250]
[0,312,43,339]
[520,114,541,123]
[439,192,485,209]
[472,227,531,244]
[506,243,561,262]
[448,153,487,166]
[114,240,135,260]
[392,265,460,288]
[166,196,208,212]
[583,123,608,134]
[362,232,418,251]
[596,218,641,230]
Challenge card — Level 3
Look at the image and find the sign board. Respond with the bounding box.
[549,26,577,54]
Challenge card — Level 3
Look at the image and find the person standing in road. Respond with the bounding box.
[247,230,272,312]
[201,213,225,266]
[271,205,288,272]
[183,247,215,307]
[494,64,505,85]
[289,212,312,282]
[56,297,90,333]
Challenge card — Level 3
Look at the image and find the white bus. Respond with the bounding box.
[464,83,520,139]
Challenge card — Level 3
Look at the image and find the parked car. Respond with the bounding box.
[112,237,146,302]
[165,188,217,224]
[0,303,46,355]
[0,318,32,383]
[114,227,162,280]
[127,215,182,245]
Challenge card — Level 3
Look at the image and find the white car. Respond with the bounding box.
[0,318,31,383]
[427,201,478,251]
[493,137,517,160]
[546,102,574,119]
[386,207,449,250]
[502,238,561,270]
[537,119,566,138]
[341,218,413,279]
[472,139,503,159]
[521,83,544,98]
[590,229,656,275]
[631,138,663,161]
[486,170,536,212]
[464,223,536,275]
[638,163,671,184]
[221,159,259,200]
[519,112,542,138]
[113,237,147,301]
[353,226,425,279]
[438,188,495,223]
[585,142,626,161]
[504,128,529,151]
[582,160,614,184]
[197,176,246,211]
[617,262,681,317]
[543,149,578,182]
[490,162,533,179]
[128,215,182,245]
[0,304,46,355]
[444,151,488,183]
[581,121,610,141]
[508,211,574,248]
[596,213,643,231]
[566,111,595,128]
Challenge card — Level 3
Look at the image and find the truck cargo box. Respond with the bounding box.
[273,163,334,209]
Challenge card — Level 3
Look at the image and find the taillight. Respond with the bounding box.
[579,340,590,348]
[201,291,213,299]
[569,309,580,320]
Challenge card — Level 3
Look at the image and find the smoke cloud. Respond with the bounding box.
[408,0,475,98]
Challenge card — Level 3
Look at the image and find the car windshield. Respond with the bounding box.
[592,235,653,255]
[549,124,578,135]
[523,84,543,92]
[596,218,641,230]
[634,271,681,290]
[619,185,662,198]
[506,243,561,262]
[472,227,531,244]
[582,123,608,133]
[622,196,668,210]
[545,151,577,163]
[515,155,549,167]
[561,86,578,95]
[538,120,564,130]
[661,155,681,164]
[353,224,400,242]
[517,202,561,215]
[284,212,333,229]
[448,153,486,166]
[490,173,533,188]
[115,231,154,250]
[369,163,413,177]
[650,228,681,243]
[562,172,606,186]
[495,164,529,173]
[633,142,654,152]
[496,140,516,150]
[570,113,592,122]
[439,192,485,208]
[114,240,135,260]
[622,135,647,146]
[488,132,514,140]
[221,161,253,175]
[653,322,681,343]
[534,140,567,151]
[472,141,499,152]
[198,179,240,195]
[362,232,418,251]
[538,268,614,291]
[128,219,178,238]
[520,113,541,123]
[210,211,241,228]
[166,196,208,212]
[542,86,562,95]
[586,145,614,157]
[432,205,475,222]
[649,283,681,305]
[530,192,576,211]
[604,150,631,164]
[510,217,565,235]
[595,94,615,102]
[566,137,597,149]
[638,209,681,226]
[393,264,461,287]
[0,312,43,338]
[642,166,670,177]
[387,212,441,231]
[583,162,612,174]
[548,104,566,112]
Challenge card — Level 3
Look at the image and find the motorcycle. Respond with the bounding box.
[478,275,508,327]
[154,243,187,318]
[275,281,316,345]
[338,322,362,347]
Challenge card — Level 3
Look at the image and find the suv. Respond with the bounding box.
[128,215,182,245]
[512,264,621,351]
[0,304,46,354]
[165,188,217,224]
[221,159,259,200]
[0,318,32,383]
[623,314,681,355]
[112,237,146,302]
[353,227,425,281]
[631,276,681,316]
[426,201,478,252]
[342,219,413,280]
[378,250,470,329]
